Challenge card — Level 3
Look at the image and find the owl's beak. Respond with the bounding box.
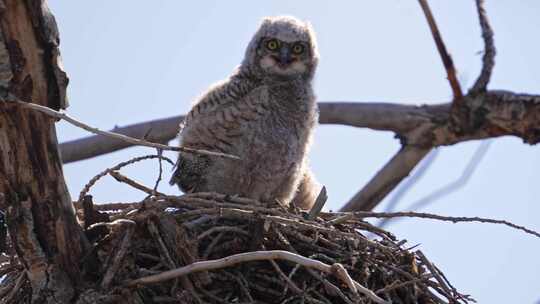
[277,47,293,67]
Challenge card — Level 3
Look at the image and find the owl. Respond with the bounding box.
[169,16,321,209]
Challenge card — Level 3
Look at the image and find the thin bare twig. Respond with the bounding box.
[417,251,456,301]
[3,97,239,160]
[101,220,136,289]
[124,250,390,304]
[418,0,463,100]
[407,140,491,211]
[352,211,540,239]
[470,0,496,93]
[341,146,432,212]
[3,271,26,303]
[383,149,440,213]
[379,140,491,228]
[264,248,303,295]
[197,226,249,240]
[78,154,174,203]
[109,171,162,196]
[152,149,165,197]
[375,275,432,294]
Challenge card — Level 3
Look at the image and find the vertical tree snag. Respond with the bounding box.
[0,1,86,302]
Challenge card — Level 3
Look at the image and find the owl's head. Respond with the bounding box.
[242,16,319,80]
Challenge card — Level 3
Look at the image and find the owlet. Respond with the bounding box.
[170,16,321,209]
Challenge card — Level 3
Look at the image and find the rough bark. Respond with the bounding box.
[0,0,86,302]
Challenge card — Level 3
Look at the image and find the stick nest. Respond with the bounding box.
[1,189,473,304]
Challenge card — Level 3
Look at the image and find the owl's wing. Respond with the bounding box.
[170,77,265,190]
[180,76,262,135]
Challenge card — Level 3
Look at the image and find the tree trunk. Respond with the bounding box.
[0,1,86,302]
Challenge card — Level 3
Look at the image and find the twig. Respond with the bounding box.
[383,149,439,212]
[109,171,163,196]
[341,146,431,212]
[152,149,164,197]
[352,211,540,239]
[78,154,174,203]
[101,220,135,289]
[268,259,303,294]
[147,220,177,269]
[418,0,463,100]
[417,251,455,302]
[307,186,328,220]
[197,226,249,240]
[3,271,26,303]
[3,97,239,160]
[379,140,491,228]
[203,232,224,259]
[375,275,432,294]
[407,140,490,211]
[124,250,390,304]
[470,0,496,93]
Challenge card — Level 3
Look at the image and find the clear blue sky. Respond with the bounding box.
[48,1,540,303]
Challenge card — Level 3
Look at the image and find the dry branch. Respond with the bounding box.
[470,0,496,93]
[2,97,238,160]
[341,146,431,212]
[60,93,540,164]
[347,211,540,239]
[418,0,463,100]
[125,250,389,304]
[405,141,491,211]
[383,149,440,213]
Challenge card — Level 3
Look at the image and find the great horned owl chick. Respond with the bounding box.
[170,16,321,209]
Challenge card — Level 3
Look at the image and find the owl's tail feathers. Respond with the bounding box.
[291,168,321,210]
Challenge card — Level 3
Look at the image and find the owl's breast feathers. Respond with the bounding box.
[171,72,316,196]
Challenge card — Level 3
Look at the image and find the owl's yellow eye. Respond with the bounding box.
[266,39,279,51]
[292,43,304,55]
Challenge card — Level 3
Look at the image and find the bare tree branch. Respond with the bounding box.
[124,250,390,304]
[2,97,238,160]
[60,102,429,163]
[340,146,432,212]
[407,140,491,212]
[331,211,540,239]
[418,0,463,100]
[61,115,183,163]
[59,91,540,165]
[470,0,496,93]
[383,149,440,212]
[378,140,492,228]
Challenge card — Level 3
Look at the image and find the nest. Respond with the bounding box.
[0,156,474,304]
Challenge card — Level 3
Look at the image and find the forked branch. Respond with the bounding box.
[125,250,390,304]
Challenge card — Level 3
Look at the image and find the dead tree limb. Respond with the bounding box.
[340,146,432,212]
[5,98,238,160]
[125,250,390,304]
[418,0,463,100]
[470,0,496,94]
[60,93,540,164]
